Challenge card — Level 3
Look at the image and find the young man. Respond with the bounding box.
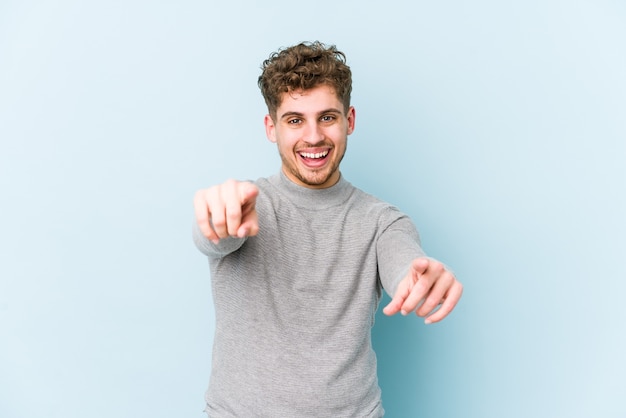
[193,41,463,417]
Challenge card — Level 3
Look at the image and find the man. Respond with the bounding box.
[193,41,463,417]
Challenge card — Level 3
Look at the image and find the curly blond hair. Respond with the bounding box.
[258,41,352,118]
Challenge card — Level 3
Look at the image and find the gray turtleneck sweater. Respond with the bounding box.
[193,172,425,417]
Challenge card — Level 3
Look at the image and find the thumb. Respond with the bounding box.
[411,257,430,277]
[239,182,259,205]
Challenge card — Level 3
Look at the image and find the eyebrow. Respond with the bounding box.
[279,108,344,121]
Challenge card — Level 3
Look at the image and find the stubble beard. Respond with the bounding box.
[279,148,346,188]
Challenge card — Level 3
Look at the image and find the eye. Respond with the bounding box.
[287,118,302,125]
[320,114,336,122]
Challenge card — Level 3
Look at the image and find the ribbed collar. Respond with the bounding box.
[267,170,354,210]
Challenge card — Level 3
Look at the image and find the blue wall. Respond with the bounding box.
[1,1,624,417]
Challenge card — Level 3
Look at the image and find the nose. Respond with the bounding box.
[303,120,324,145]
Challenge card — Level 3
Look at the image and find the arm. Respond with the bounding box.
[375,210,462,324]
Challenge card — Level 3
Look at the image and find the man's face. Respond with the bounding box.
[264,85,356,189]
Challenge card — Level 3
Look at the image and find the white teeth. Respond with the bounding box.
[300,151,329,159]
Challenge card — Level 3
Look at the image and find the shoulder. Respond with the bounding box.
[347,185,413,228]
[250,175,278,204]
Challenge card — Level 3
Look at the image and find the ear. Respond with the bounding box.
[346,106,356,135]
[264,114,277,143]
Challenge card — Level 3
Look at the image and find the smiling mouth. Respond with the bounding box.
[298,150,329,159]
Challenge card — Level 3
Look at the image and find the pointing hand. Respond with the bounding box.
[383,257,463,324]
[194,179,259,244]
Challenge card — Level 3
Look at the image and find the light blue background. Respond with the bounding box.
[1,1,624,417]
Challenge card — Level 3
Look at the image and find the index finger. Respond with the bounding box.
[223,181,259,236]
[399,260,442,313]
[221,181,244,237]
[238,182,259,206]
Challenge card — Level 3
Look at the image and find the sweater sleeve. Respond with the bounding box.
[192,219,247,259]
[376,208,426,297]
